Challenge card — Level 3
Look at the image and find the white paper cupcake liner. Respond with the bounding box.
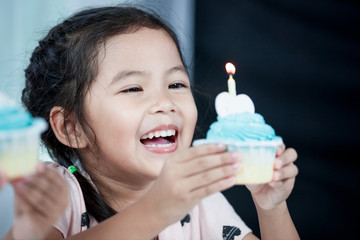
[0,118,47,179]
[192,138,283,184]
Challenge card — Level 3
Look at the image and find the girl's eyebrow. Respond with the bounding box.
[110,70,145,86]
[109,65,187,86]
[166,65,187,75]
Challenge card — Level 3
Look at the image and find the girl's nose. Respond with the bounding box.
[149,90,176,114]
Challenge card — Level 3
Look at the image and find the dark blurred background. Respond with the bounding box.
[0,0,359,239]
[192,0,360,239]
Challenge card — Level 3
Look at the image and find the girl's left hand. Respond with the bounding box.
[246,144,298,210]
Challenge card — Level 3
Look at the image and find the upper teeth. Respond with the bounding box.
[141,129,176,139]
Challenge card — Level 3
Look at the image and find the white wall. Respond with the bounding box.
[0,0,195,104]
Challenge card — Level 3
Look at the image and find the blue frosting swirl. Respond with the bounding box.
[0,106,33,130]
[206,112,279,141]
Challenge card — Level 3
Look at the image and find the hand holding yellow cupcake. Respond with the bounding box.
[4,163,69,240]
[246,145,298,210]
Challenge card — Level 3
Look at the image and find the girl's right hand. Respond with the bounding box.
[145,143,241,225]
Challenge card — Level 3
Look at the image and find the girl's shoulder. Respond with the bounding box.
[44,161,92,188]
[44,162,85,189]
[44,161,74,178]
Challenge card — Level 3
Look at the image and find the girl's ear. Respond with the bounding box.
[49,106,88,149]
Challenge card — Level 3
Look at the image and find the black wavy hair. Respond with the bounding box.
[22,5,186,223]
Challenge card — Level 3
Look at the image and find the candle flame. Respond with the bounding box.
[225,62,236,75]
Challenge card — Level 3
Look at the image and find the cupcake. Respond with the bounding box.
[0,93,47,180]
[193,63,282,184]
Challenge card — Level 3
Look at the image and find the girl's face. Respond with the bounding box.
[82,28,197,184]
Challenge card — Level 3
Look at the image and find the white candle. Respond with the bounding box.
[225,62,236,97]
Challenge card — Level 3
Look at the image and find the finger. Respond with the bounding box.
[273,158,282,170]
[268,176,295,189]
[183,151,241,178]
[36,167,69,211]
[186,161,241,192]
[34,165,68,195]
[14,188,33,215]
[274,148,297,170]
[268,180,283,188]
[191,176,236,200]
[43,167,68,192]
[273,163,299,182]
[15,179,52,218]
[9,176,25,187]
[276,144,286,156]
[182,144,227,163]
[36,162,47,173]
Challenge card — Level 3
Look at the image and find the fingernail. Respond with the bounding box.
[231,152,239,160]
[232,162,240,169]
[217,143,226,150]
[23,175,32,182]
[274,172,281,181]
[276,145,285,154]
[15,180,25,191]
[37,163,45,173]
[226,176,235,184]
[277,158,283,167]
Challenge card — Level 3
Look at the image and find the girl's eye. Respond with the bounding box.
[169,82,187,89]
[121,87,142,93]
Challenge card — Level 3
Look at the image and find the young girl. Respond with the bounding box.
[21,5,299,240]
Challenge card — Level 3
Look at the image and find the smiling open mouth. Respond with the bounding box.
[140,129,178,153]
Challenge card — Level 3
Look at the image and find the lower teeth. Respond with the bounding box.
[146,143,173,148]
